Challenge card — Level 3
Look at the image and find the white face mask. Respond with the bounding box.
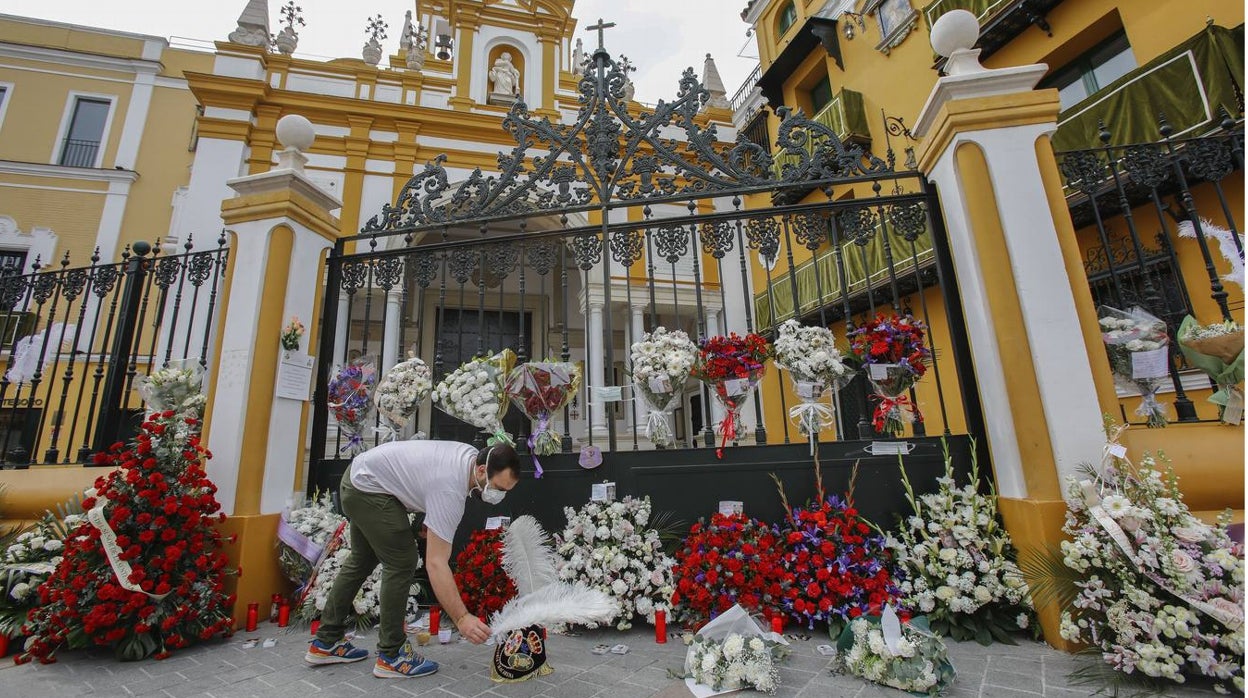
[474,468,507,505]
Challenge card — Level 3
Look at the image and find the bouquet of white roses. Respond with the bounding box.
[773,320,852,445]
[276,491,344,588]
[374,355,433,442]
[1099,306,1171,428]
[834,611,956,696]
[1178,316,1244,425]
[683,605,788,696]
[433,349,516,446]
[134,360,206,421]
[554,496,675,630]
[630,327,697,448]
[0,510,83,638]
[1058,427,1244,693]
[889,444,1034,644]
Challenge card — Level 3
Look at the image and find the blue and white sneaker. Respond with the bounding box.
[305,638,370,665]
[374,641,439,678]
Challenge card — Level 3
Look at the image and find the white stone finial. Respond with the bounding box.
[701,53,730,110]
[931,9,985,76]
[275,114,314,173]
[228,0,272,48]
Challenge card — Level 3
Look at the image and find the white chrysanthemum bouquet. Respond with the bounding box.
[773,319,852,442]
[682,604,788,696]
[276,491,343,587]
[1058,425,1244,694]
[1099,306,1171,427]
[834,612,956,696]
[889,443,1034,643]
[374,355,433,441]
[554,496,675,629]
[433,349,516,446]
[630,327,697,448]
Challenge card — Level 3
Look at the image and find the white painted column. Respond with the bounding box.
[333,296,349,367]
[382,287,403,372]
[587,300,607,432]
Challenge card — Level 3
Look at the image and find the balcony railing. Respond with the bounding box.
[730,63,763,115]
[922,0,1064,64]
[922,0,1014,28]
[57,138,101,168]
[1051,24,1243,152]
[771,88,871,177]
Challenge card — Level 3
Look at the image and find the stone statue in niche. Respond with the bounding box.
[488,51,522,105]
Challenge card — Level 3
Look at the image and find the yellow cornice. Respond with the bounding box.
[917,90,1061,174]
[220,187,341,242]
[196,117,250,140]
[187,71,269,111]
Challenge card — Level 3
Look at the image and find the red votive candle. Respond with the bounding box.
[655,610,667,644]
[770,616,783,634]
[310,620,320,635]
[429,606,440,634]
[278,602,290,628]
[246,602,258,632]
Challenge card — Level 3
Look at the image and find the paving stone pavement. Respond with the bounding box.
[0,625,1224,698]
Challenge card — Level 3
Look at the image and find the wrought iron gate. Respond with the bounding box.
[307,45,988,530]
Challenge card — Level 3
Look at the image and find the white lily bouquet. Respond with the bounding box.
[1099,306,1171,427]
[374,354,433,442]
[888,444,1035,643]
[630,327,697,448]
[682,604,789,696]
[554,496,675,630]
[135,360,207,422]
[432,349,516,446]
[1178,316,1244,424]
[833,609,957,696]
[773,319,852,448]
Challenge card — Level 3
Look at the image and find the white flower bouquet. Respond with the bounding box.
[0,510,82,638]
[505,361,581,458]
[554,496,675,630]
[433,349,516,446]
[374,355,433,442]
[134,360,206,419]
[1058,427,1244,694]
[1099,306,1171,428]
[773,320,852,445]
[833,612,956,696]
[889,443,1034,643]
[682,604,789,696]
[295,540,424,631]
[1178,315,1244,425]
[630,328,697,448]
[276,491,344,587]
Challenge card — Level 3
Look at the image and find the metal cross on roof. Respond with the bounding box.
[586,17,615,50]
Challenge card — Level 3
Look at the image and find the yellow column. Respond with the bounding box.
[448,14,479,111]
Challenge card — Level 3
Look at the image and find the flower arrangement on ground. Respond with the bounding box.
[1058,424,1243,694]
[295,536,424,630]
[454,528,517,618]
[847,313,930,437]
[1178,316,1243,425]
[630,327,698,449]
[374,354,433,442]
[280,316,305,352]
[554,496,675,630]
[505,361,581,474]
[833,612,956,696]
[328,355,378,455]
[691,333,771,457]
[433,349,516,446]
[276,491,343,589]
[19,367,234,662]
[1099,306,1171,428]
[888,442,1035,644]
[773,320,852,445]
[772,464,902,635]
[682,605,789,696]
[0,506,82,639]
[670,512,789,627]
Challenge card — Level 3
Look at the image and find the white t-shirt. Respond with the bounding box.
[349,440,479,542]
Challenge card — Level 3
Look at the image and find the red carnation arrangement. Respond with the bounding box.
[670,513,789,628]
[691,333,772,457]
[846,314,930,436]
[453,528,516,617]
[19,367,234,663]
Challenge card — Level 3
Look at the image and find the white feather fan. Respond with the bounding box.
[490,515,620,637]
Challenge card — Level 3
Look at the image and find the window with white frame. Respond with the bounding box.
[0,84,11,133]
[57,97,111,168]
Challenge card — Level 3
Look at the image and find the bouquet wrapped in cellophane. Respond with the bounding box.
[692,333,771,458]
[327,355,378,455]
[433,349,516,446]
[1099,306,1171,428]
[773,319,853,450]
[373,354,433,442]
[630,328,697,449]
[847,314,930,438]
[1178,315,1244,424]
[505,361,581,467]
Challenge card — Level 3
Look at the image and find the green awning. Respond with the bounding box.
[754,225,934,329]
[772,89,871,177]
[1052,24,1244,151]
[922,0,1014,28]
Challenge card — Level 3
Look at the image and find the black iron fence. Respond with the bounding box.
[1057,113,1244,423]
[0,235,228,467]
[57,138,101,168]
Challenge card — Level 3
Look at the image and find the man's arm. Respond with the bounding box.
[425,530,491,644]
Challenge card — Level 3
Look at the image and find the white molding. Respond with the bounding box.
[913,64,1049,138]
[0,81,12,134]
[93,178,133,260]
[49,90,118,168]
[0,159,139,183]
[0,41,161,76]
[115,72,155,170]
[0,216,57,273]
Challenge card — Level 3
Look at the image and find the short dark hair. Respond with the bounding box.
[477,443,520,478]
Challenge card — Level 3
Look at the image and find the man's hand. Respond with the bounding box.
[456,613,491,644]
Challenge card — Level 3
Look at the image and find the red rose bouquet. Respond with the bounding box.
[691,333,771,457]
[505,361,581,473]
[454,528,517,617]
[773,465,903,636]
[847,314,930,437]
[18,391,234,662]
[670,513,789,628]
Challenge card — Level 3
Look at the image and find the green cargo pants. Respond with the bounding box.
[315,470,421,656]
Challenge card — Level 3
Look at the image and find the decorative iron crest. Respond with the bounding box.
[699,221,735,259]
[526,240,559,276]
[654,224,689,264]
[340,261,369,295]
[1059,150,1107,195]
[839,207,878,246]
[374,257,404,290]
[570,233,602,271]
[361,50,890,233]
[745,217,780,263]
[91,266,119,297]
[791,212,826,251]
[485,242,520,277]
[186,253,214,287]
[153,257,182,290]
[0,275,27,309]
[889,202,927,242]
[1119,144,1170,190]
[31,273,58,305]
[412,253,438,288]
[610,229,645,268]
[61,269,89,301]
[448,248,478,284]
[1185,137,1235,182]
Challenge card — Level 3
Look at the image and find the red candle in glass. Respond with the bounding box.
[278,602,290,628]
[429,606,440,634]
[655,609,667,644]
[310,620,320,635]
[246,602,259,632]
[770,616,783,634]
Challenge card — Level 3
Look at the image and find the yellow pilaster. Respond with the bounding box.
[449,14,480,111]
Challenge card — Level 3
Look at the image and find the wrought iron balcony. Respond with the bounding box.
[771,89,871,177]
[57,138,101,168]
[922,0,1064,64]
